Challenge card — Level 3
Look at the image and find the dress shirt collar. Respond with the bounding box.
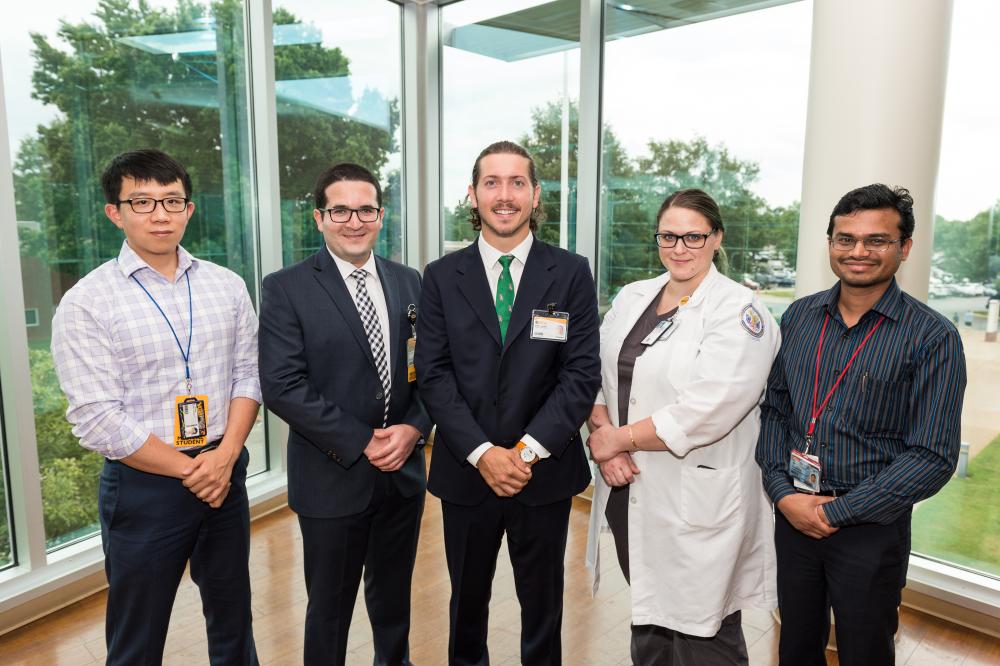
[478,232,533,269]
[327,246,379,282]
[816,278,904,324]
[116,240,195,281]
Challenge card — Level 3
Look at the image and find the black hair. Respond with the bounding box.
[827,184,915,239]
[313,163,382,210]
[101,149,192,204]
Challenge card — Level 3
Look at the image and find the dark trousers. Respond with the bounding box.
[774,509,911,666]
[297,473,424,666]
[99,448,256,666]
[605,487,748,666]
[441,496,572,666]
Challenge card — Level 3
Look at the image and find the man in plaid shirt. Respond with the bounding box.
[52,149,261,665]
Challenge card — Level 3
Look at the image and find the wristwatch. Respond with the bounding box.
[515,441,539,466]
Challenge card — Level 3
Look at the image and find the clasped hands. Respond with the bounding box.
[777,493,839,539]
[364,424,422,472]
[587,409,640,488]
[181,447,237,509]
[478,445,532,497]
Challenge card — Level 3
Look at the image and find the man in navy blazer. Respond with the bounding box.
[416,141,601,665]
[259,163,431,666]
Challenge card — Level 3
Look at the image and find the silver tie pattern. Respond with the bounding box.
[350,268,390,427]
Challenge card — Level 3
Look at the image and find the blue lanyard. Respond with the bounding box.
[131,270,194,393]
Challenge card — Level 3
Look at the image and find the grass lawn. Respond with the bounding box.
[911,433,1000,577]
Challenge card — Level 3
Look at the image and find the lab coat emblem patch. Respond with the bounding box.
[740,304,765,338]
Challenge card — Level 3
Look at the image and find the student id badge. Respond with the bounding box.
[530,309,569,342]
[790,448,821,493]
[641,318,677,346]
[406,337,416,383]
[174,395,208,447]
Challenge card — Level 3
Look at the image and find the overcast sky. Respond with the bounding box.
[2,0,997,221]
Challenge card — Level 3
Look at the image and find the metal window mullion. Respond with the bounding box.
[0,49,49,572]
[245,0,288,475]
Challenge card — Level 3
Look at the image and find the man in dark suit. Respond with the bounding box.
[415,141,601,666]
[259,163,431,666]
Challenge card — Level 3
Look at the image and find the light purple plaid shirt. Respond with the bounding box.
[51,241,261,459]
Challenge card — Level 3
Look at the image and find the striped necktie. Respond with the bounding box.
[350,268,390,426]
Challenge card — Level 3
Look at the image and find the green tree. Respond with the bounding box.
[14,0,400,546]
[933,204,1000,285]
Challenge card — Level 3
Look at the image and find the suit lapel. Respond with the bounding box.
[504,239,556,353]
[456,243,502,348]
[375,255,402,371]
[311,250,377,370]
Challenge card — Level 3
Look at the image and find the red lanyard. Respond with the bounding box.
[806,313,886,447]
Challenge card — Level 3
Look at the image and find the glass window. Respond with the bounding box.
[913,0,1000,578]
[0,385,13,569]
[597,0,810,318]
[441,0,580,253]
[272,0,404,266]
[1,0,265,550]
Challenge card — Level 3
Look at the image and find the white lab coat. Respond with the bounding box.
[585,265,779,637]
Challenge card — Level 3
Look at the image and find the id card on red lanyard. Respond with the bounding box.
[790,313,885,493]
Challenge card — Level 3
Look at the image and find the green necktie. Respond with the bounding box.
[495,255,515,342]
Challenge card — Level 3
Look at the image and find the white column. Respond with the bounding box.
[402,2,441,270]
[796,0,953,300]
[575,0,604,272]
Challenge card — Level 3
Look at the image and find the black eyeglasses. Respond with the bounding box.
[117,197,190,214]
[319,206,381,224]
[829,235,904,253]
[654,231,715,249]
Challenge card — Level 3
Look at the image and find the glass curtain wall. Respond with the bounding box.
[911,0,1000,578]
[597,0,810,316]
[272,0,404,266]
[441,0,581,254]
[1,0,264,550]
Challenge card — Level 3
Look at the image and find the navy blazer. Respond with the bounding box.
[259,249,431,519]
[415,237,601,506]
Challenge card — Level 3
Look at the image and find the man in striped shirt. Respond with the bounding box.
[755,184,966,666]
[52,149,261,665]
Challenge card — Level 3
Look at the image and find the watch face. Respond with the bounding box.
[520,446,537,463]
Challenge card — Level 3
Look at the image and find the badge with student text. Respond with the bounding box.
[174,395,208,447]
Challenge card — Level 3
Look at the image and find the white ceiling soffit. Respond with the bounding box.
[444,0,799,62]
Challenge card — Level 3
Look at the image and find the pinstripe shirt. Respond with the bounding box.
[755,279,966,527]
[52,241,261,459]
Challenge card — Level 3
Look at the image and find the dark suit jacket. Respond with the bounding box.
[259,249,431,519]
[415,237,601,507]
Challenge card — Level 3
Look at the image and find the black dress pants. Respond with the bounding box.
[99,448,257,666]
[441,495,573,666]
[774,508,911,666]
[298,472,424,666]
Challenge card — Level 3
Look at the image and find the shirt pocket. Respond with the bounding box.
[680,465,741,529]
[843,370,910,436]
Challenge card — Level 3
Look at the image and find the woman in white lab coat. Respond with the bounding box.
[586,189,779,666]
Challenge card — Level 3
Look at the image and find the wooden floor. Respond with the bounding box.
[1,488,999,664]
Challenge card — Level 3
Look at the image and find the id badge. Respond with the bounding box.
[406,337,416,383]
[530,309,569,342]
[790,448,821,493]
[174,395,208,447]
[641,318,677,346]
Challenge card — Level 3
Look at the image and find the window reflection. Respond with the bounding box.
[4,0,264,550]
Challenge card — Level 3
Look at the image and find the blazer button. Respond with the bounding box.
[376,390,384,400]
